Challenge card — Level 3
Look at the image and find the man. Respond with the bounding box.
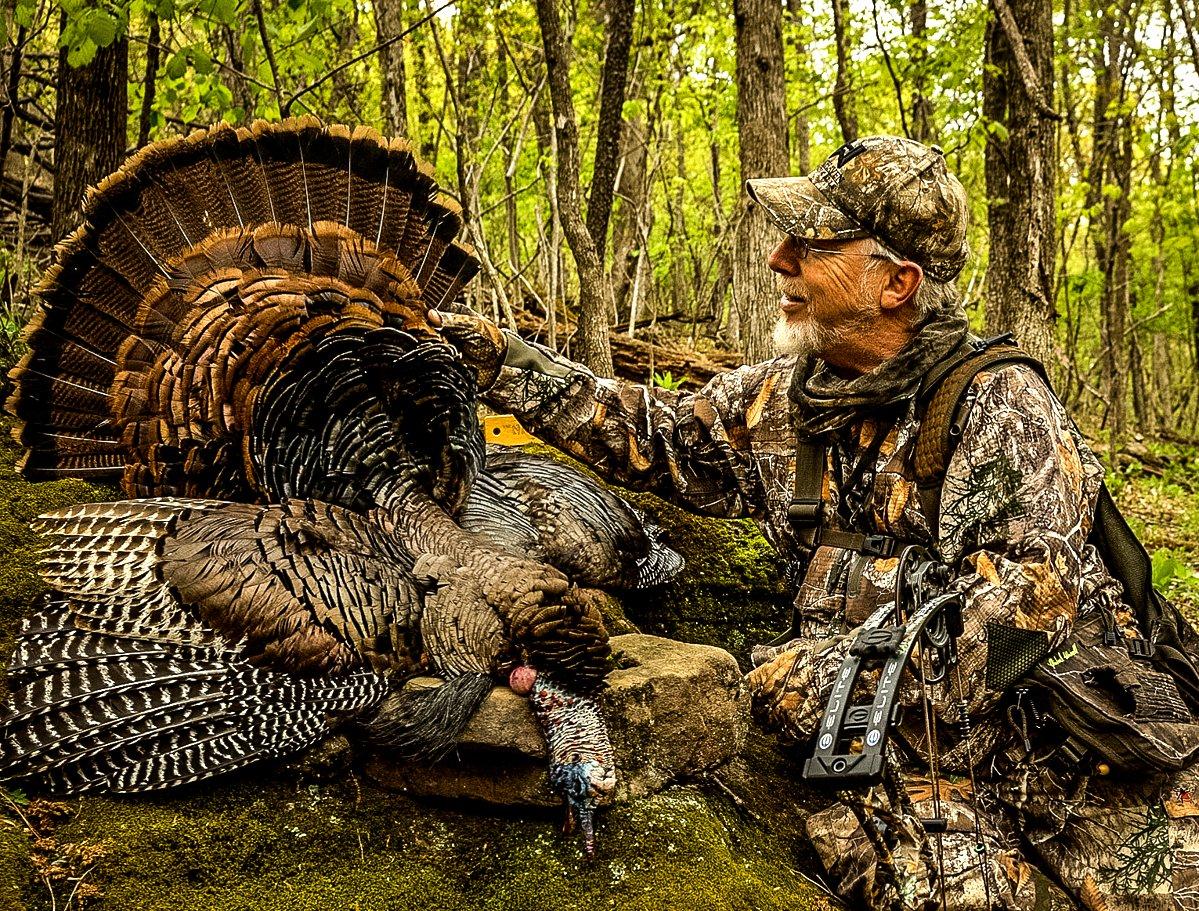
[435,136,1199,910]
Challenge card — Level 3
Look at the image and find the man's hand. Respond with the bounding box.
[745,635,851,743]
[429,309,507,390]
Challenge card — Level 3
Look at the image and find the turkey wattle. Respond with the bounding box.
[0,117,658,849]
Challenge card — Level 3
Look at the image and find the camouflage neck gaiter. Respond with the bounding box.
[789,307,970,438]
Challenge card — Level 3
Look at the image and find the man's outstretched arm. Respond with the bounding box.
[433,309,775,519]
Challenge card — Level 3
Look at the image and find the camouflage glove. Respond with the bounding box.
[744,636,851,743]
[429,309,508,390]
[430,310,577,390]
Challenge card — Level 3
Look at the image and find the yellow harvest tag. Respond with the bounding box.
[483,414,537,446]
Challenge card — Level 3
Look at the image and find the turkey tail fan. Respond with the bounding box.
[359,672,493,761]
[6,117,480,499]
[0,599,389,794]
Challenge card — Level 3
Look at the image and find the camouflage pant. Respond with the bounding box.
[804,759,1199,910]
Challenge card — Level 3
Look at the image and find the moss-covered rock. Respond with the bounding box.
[21,765,831,911]
[0,426,116,694]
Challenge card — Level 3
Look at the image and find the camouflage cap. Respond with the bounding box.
[746,136,970,282]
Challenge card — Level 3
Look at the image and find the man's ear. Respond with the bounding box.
[880,261,923,312]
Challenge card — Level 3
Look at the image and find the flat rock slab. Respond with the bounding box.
[364,633,748,806]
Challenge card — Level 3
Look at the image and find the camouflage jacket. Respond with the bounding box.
[483,342,1132,768]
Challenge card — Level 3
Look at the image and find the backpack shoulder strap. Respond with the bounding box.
[913,335,1048,531]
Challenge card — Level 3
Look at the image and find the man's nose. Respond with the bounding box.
[767,238,799,276]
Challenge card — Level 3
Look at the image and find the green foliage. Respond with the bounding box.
[651,370,687,391]
[1153,548,1197,592]
[58,0,127,67]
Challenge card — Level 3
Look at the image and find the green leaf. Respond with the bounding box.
[14,0,35,28]
[190,47,214,75]
[85,9,118,47]
[201,0,238,25]
[67,37,98,67]
[1153,549,1195,590]
[164,51,188,79]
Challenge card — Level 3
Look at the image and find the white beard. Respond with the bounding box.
[772,314,836,357]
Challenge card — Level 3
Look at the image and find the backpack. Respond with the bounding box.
[789,334,1199,774]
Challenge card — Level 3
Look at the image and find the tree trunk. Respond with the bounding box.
[2,26,28,169]
[586,0,634,263]
[51,19,128,241]
[375,0,408,137]
[220,27,256,121]
[784,0,811,173]
[734,0,790,363]
[908,0,935,141]
[535,0,614,375]
[1086,4,1136,444]
[410,10,435,160]
[610,111,648,316]
[831,0,859,143]
[138,12,160,147]
[981,0,1057,368]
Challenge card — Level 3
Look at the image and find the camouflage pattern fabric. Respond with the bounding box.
[483,345,1198,910]
[746,136,970,281]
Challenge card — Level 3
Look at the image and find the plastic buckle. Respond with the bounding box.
[1126,637,1155,659]
[860,534,896,558]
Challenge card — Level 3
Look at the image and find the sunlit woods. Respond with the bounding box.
[2,0,1199,443]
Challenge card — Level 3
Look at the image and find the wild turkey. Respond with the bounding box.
[1,117,618,850]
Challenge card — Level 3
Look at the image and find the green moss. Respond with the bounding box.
[36,766,833,911]
[0,424,115,689]
[0,819,33,911]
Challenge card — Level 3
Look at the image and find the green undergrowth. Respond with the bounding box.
[1109,441,1199,621]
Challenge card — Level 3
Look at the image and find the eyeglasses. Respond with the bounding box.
[790,237,897,262]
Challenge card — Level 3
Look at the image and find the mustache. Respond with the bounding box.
[776,278,806,297]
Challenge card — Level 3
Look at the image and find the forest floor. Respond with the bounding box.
[1109,440,1199,621]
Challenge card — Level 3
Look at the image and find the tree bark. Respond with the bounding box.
[1,26,28,169]
[831,0,859,143]
[535,0,614,375]
[1087,4,1136,444]
[734,0,790,363]
[51,17,128,241]
[908,0,935,141]
[220,27,256,121]
[784,0,811,172]
[586,0,634,263]
[375,0,408,137]
[610,111,648,316]
[138,12,159,147]
[982,0,1057,368]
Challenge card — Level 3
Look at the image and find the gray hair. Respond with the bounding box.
[860,238,963,321]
